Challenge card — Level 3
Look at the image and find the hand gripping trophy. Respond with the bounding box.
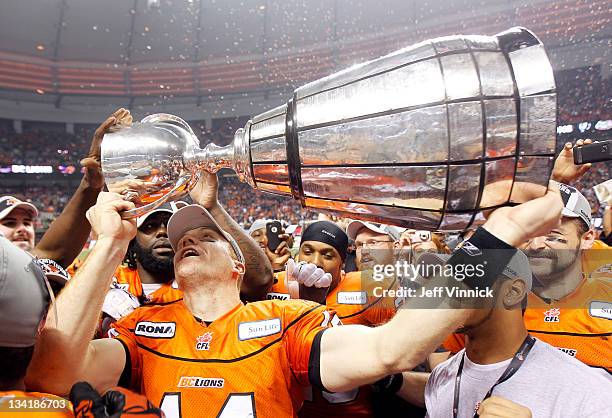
[102,27,556,231]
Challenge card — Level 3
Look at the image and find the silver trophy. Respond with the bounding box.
[102,27,556,230]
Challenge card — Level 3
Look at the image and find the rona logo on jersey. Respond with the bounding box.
[267,292,290,300]
[134,321,176,338]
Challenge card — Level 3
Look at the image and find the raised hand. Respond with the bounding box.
[85,192,136,244]
[483,180,563,247]
[189,171,219,209]
[552,139,593,184]
[81,108,133,190]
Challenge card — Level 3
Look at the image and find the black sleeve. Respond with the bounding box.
[307,329,328,392]
[447,227,517,289]
[602,232,612,247]
[116,338,132,388]
[371,373,404,393]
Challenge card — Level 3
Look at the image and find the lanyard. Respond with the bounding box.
[452,335,536,418]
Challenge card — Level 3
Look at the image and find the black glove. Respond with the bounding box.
[70,381,163,418]
[371,373,403,394]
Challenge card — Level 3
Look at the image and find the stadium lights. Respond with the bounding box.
[147,0,160,9]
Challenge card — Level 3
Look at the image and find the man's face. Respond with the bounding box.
[521,219,583,281]
[298,241,343,287]
[455,307,495,334]
[0,208,35,251]
[133,213,174,277]
[173,226,238,285]
[455,280,506,334]
[354,229,395,271]
[250,228,267,251]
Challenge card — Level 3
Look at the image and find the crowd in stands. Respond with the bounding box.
[578,166,610,218]
[1,153,607,237]
[0,184,69,231]
[0,146,608,235]
[3,162,607,236]
[0,177,316,234]
[556,66,612,122]
[218,176,317,229]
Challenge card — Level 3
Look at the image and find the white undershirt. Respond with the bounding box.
[141,283,162,296]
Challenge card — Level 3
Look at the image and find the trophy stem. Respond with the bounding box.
[193,143,234,173]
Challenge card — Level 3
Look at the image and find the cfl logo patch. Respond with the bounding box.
[543,308,560,323]
[196,332,213,350]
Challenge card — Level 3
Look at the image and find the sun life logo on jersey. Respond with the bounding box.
[543,308,560,322]
[196,332,213,350]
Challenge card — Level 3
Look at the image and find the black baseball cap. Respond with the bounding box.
[136,200,189,228]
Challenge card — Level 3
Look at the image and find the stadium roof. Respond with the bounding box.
[0,0,609,122]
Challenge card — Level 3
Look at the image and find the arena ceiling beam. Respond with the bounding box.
[52,0,68,108]
[125,0,140,109]
[193,0,204,108]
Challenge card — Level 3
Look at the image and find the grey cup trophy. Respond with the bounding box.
[102,27,556,230]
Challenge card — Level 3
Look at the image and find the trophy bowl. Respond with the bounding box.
[102,114,202,218]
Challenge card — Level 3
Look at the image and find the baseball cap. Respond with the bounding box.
[0,196,38,220]
[417,250,532,290]
[167,204,245,264]
[136,200,189,228]
[34,258,71,287]
[247,219,279,236]
[0,236,51,347]
[347,220,402,241]
[558,183,592,228]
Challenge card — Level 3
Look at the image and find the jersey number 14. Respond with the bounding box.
[160,392,256,417]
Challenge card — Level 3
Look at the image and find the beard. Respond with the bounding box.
[132,240,175,280]
[12,240,33,252]
[456,307,495,335]
[525,246,580,280]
